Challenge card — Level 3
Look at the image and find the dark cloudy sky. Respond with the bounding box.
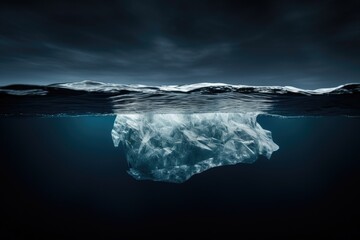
[0,0,359,87]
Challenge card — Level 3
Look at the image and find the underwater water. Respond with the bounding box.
[1,81,360,237]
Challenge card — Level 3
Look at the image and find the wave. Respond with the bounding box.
[2,80,359,94]
[1,80,359,116]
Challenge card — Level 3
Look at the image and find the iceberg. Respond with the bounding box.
[112,113,279,183]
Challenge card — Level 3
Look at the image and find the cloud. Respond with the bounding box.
[0,0,359,87]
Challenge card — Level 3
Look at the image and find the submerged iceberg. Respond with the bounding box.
[112,113,279,183]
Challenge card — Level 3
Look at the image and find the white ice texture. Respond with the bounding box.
[112,113,279,183]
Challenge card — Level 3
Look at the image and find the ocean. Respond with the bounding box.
[1,81,360,237]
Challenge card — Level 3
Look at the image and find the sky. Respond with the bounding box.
[0,0,359,88]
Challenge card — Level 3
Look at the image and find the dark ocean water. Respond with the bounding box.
[1,80,360,116]
[1,81,360,237]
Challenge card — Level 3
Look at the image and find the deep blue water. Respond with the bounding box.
[1,115,360,237]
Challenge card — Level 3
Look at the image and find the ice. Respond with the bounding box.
[112,113,279,183]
